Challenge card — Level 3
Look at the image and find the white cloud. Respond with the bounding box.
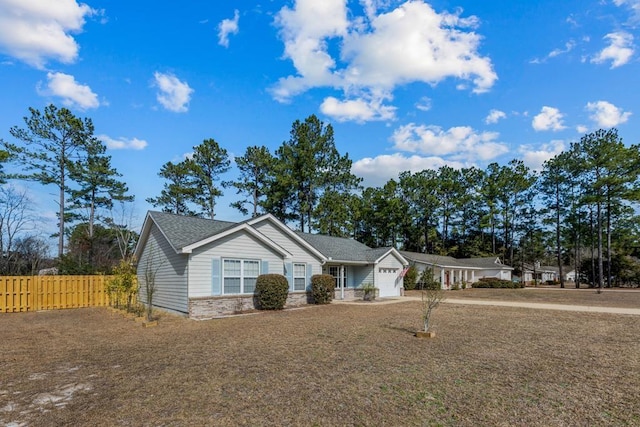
[531,40,576,64]
[532,106,566,131]
[98,134,148,150]
[38,72,99,109]
[352,153,464,187]
[519,140,565,171]
[320,95,396,122]
[218,9,239,48]
[591,32,634,68]
[585,100,632,127]
[391,123,508,161]
[0,0,95,69]
[415,96,431,111]
[576,124,588,133]
[153,72,193,113]
[485,109,506,124]
[272,1,496,122]
[613,0,640,23]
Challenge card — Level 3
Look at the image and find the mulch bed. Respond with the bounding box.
[1,295,639,426]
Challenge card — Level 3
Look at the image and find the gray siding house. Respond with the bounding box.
[400,251,513,289]
[134,211,408,319]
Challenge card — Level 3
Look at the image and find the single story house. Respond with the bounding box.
[134,211,408,319]
[522,264,574,284]
[400,251,514,289]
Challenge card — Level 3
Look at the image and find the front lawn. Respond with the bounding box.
[1,299,638,426]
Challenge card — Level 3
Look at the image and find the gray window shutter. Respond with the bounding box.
[284,262,293,292]
[306,263,313,291]
[261,260,269,275]
[211,257,221,296]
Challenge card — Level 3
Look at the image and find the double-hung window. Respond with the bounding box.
[293,263,306,291]
[329,266,347,289]
[223,259,260,294]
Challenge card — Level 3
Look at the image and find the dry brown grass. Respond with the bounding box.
[1,295,639,426]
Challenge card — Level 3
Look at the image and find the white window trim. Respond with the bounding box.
[222,258,261,295]
[293,263,306,291]
[329,266,347,289]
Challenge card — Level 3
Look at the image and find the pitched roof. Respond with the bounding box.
[295,232,372,262]
[147,211,237,250]
[400,251,514,270]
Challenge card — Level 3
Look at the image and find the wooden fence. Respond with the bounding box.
[1,275,119,313]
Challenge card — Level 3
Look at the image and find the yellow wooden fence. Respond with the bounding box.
[1,275,119,313]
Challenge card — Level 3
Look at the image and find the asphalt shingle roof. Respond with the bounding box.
[148,211,237,250]
[296,232,372,262]
[400,251,513,270]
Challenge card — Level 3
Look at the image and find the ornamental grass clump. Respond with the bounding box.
[255,274,289,310]
[311,274,334,304]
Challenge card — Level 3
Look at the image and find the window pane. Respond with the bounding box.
[244,277,257,294]
[294,277,306,291]
[294,263,305,277]
[224,277,241,294]
[244,260,260,277]
[224,259,241,276]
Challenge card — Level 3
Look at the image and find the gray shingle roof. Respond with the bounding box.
[295,232,371,262]
[148,211,237,250]
[400,251,514,270]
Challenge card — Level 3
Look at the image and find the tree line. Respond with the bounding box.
[2,105,640,287]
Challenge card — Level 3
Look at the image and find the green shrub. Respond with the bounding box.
[403,265,418,290]
[255,274,289,310]
[418,268,441,290]
[362,283,377,301]
[451,283,460,291]
[311,274,334,304]
[472,277,523,289]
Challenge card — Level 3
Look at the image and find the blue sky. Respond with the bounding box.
[1,0,639,239]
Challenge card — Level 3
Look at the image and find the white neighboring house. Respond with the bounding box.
[134,211,408,318]
[400,251,513,289]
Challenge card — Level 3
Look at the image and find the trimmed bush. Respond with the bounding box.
[311,274,334,304]
[255,274,289,310]
[472,277,524,289]
[403,265,418,290]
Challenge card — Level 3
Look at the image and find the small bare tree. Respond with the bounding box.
[139,242,164,321]
[418,268,446,333]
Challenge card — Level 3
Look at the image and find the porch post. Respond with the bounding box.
[340,265,345,300]
[471,270,475,283]
[440,269,445,290]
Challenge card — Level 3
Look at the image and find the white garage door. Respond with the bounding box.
[377,269,400,297]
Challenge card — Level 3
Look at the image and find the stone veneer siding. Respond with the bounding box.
[188,292,309,319]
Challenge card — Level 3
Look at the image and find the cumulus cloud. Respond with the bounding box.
[218,9,239,47]
[352,153,465,187]
[485,109,506,124]
[519,140,566,171]
[98,134,148,150]
[532,106,566,131]
[591,32,634,68]
[576,124,589,133]
[391,123,508,161]
[153,72,193,113]
[0,0,95,68]
[37,72,99,109]
[320,95,396,122]
[272,0,496,122]
[585,100,632,127]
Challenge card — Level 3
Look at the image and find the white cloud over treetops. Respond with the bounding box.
[98,134,148,150]
[485,109,506,124]
[532,106,566,131]
[218,9,239,48]
[585,100,632,127]
[153,72,193,113]
[391,124,508,161]
[518,140,565,171]
[591,32,634,68]
[37,72,99,109]
[352,153,465,187]
[0,0,95,69]
[273,0,496,123]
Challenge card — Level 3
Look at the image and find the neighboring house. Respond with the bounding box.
[522,264,574,284]
[400,251,513,289]
[134,211,408,319]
